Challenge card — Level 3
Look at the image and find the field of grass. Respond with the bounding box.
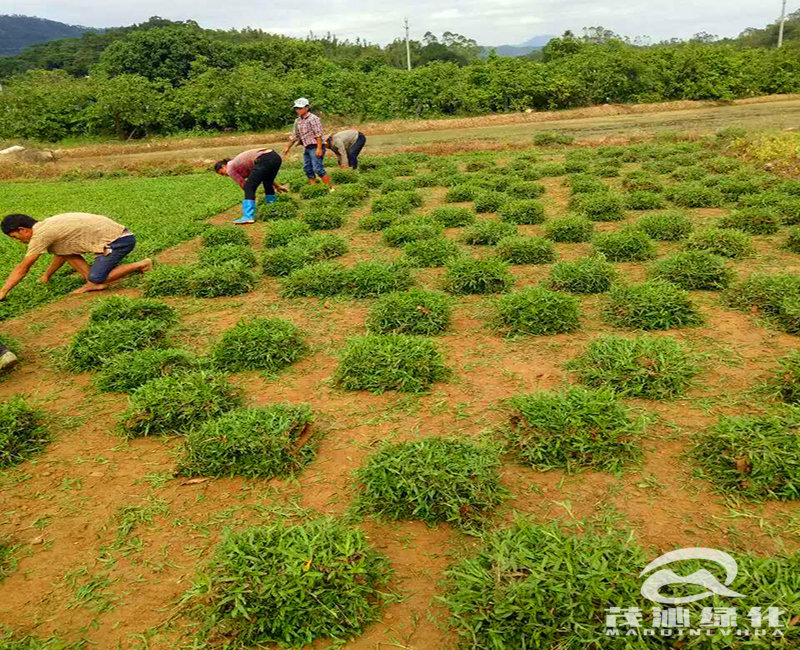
[2,129,800,649]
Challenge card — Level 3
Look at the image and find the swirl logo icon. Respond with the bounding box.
[640,548,747,605]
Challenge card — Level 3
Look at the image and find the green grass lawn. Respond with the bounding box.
[0,174,240,320]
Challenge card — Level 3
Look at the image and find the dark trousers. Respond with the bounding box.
[0,343,8,356]
[347,133,367,169]
[244,150,282,200]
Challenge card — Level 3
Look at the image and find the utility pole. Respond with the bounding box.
[778,0,788,47]
[404,18,412,70]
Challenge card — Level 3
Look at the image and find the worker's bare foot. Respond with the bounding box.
[140,259,154,274]
[72,282,107,295]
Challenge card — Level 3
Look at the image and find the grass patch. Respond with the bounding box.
[544,256,617,294]
[330,168,359,184]
[591,228,655,262]
[494,236,555,265]
[692,412,800,501]
[666,182,724,208]
[429,206,475,227]
[543,215,594,242]
[66,319,169,371]
[444,257,515,294]
[462,220,517,245]
[198,244,257,268]
[347,261,414,298]
[604,280,703,330]
[503,387,641,473]
[367,289,453,335]
[334,334,448,393]
[636,210,693,241]
[279,261,350,297]
[262,219,312,248]
[371,190,423,214]
[358,212,398,231]
[94,348,200,393]
[648,250,735,290]
[88,296,176,325]
[143,263,256,298]
[302,202,347,230]
[683,227,755,258]
[0,397,49,469]
[444,184,478,203]
[119,371,243,438]
[262,233,348,276]
[329,183,370,207]
[570,193,625,221]
[621,171,663,192]
[258,200,299,221]
[787,227,800,253]
[187,518,391,648]
[497,200,546,225]
[212,318,306,373]
[568,335,699,398]
[718,207,780,235]
[353,437,505,530]
[382,218,443,247]
[494,287,580,336]
[506,181,545,199]
[722,273,800,333]
[177,404,315,478]
[768,350,800,404]
[623,190,666,210]
[473,191,508,214]
[299,183,330,200]
[202,226,250,248]
[403,237,462,267]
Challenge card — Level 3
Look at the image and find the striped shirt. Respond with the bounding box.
[227,148,271,188]
[291,112,324,147]
[27,213,127,257]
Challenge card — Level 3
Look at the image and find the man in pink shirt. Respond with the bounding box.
[282,98,333,189]
[214,149,287,224]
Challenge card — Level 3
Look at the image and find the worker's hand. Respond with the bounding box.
[38,274,50,284]
[316,148,323,159]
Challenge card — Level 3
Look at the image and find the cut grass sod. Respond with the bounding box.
[461,220,517,245]
[94,348,201,393]
[302,202,348,230]
[367,289,453,335]
[543,215,594,242]
[382,218,443,247]
[186,518,391,648]
[443,257,515,294]
[262,219,312,248]
[570,192,626,221]
[262,233,349,276]
[429,206,475,227]
[334,334,448,394]
[258,200,300,221]
[197,243,258,268]
[722,273,800,333]
[717,207,781,235]
[403,237,462,267]
[212,318,306,373]
[648,250,736,290]
[279,261,351,298]
[591,228,656,262]
[65,319,170,372]
[143,262,257,298]
[177,403,316,478]
[543,256,617,294]
[604,280,704,331]
[473,190,508,214]
[683,227,755,259]
[353,437,506,530]
[768,350,800,404]
[494,236,555,265]
[503,386,642,474]
[88,296,177,325]
[497,199,546,225]
[692,411,800,501]
[118,371,243,438]
[568,335,700,398]
[0,397,49,469]
[494,287,581,337]
[202,225,250,248]
[346,261,415,298]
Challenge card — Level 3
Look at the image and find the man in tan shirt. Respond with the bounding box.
[0,213,152,299]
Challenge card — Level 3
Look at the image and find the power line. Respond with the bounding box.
[778,0,788,47]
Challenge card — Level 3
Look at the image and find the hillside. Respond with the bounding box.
[0,15,100,56]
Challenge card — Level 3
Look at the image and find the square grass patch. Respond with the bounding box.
[202,226,250,248]
[212,318,306,373]
[495,236,555,265]
[335,334,448,393]
[383,218,443,247]
[353,437,506,530]
[683,227,755,259]
[0,397,49,469]
[768,350,800,404]
[722,273,800,333]
[570,193,626,221]
[543,216,594,243]
[648,251,735,290]
[65,319,170,372]
[95,348,201,393]
[367,289,453,335]
[636,211,693,241]
[429,206,475,227]
[497,200,546,225]
[462,221,517,246]
[444,258,515,294]
[494,287,581,336]
[592,229,655,262]
[403,237,462,268]
[177,404,316,478]
[88,296,176,325]
[503,387,642,474]
[604,281,703,330]
[263,233,348,276]
[543,256,617,294]
[262,220,312,248]
[279,261,351,297]
[198,244,257,269]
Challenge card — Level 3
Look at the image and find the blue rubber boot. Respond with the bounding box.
[234,199,256,225]
[264,194,277,205]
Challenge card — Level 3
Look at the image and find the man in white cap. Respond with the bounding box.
[282,98,333,189]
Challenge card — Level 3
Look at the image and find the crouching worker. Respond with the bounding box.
[327,129,367,170]
[0,212,152,299]
[0,342,17,373]
[214,149,288,225]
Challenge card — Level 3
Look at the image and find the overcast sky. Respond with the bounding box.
[8,0,786,45]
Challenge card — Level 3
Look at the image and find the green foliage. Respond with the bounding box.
[329,168,359,184]
[444,257,515,294]
[592,228,656,262]
[717,207,780,235]
[504,387,640,473]
[649,250,735,290]
[636,210,693,241]
[604,280,703,330]
[506,181,545,200]
[532,132,573,145]
[666,181,724,208]
[429,206,475,227]
[66,319,169,371]
[347,261,414,298]
[202,225,250,248]
[692,412,800,501]
[567,174,610,195]
[95,348,200,393]
[88,296,176,325]
[212,318,306,373]
[119,371,242,438]
[0,397,49,469]
[544,256,617,294]
[444,184,477,203]
[198,244,257,268]
[258,200,299,221]
[473,190,508,213]
[497,200,546,225]
[722,273,800,332]
[382,218,443,247]
[262,219,312,248]
[570,192,626,221]
[494,287,581,336]
[371,190,423,214]
[461,220,517,245]
[302,202,347,230]
[683,227,755,258]
[143,262,256,298]
[778,198,800,225]
[177,404,315,478]
[367,289,453,335]
[381,178,416,193]
[568,335,699,398]
[623,190,665,210]
[621,171,663,192]
[358,212,398,231]
[335,334,448,393]
[786,227,800,254]
[543,215,594,242]
[768,350,800,404]
[403,237,462,267]
[671,164,708,181]
[329,183,369,207]
[188,518,391,648]
[262,233,348,276]
[354,437,505,529]
[494,236,555,265]
[279,261,350,297]
[299,183,330,200]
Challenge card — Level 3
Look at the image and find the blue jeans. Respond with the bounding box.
[88,234,136,283]
[348,133,367,169]
[303,145,327,179]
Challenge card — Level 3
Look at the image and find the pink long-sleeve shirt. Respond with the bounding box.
[226,148,271,188]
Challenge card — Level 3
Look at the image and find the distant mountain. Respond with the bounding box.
[519,34,556,47]
[484,35,556,58]
[0,15,101,56]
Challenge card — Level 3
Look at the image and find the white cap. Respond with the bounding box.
[293,97,310,108]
